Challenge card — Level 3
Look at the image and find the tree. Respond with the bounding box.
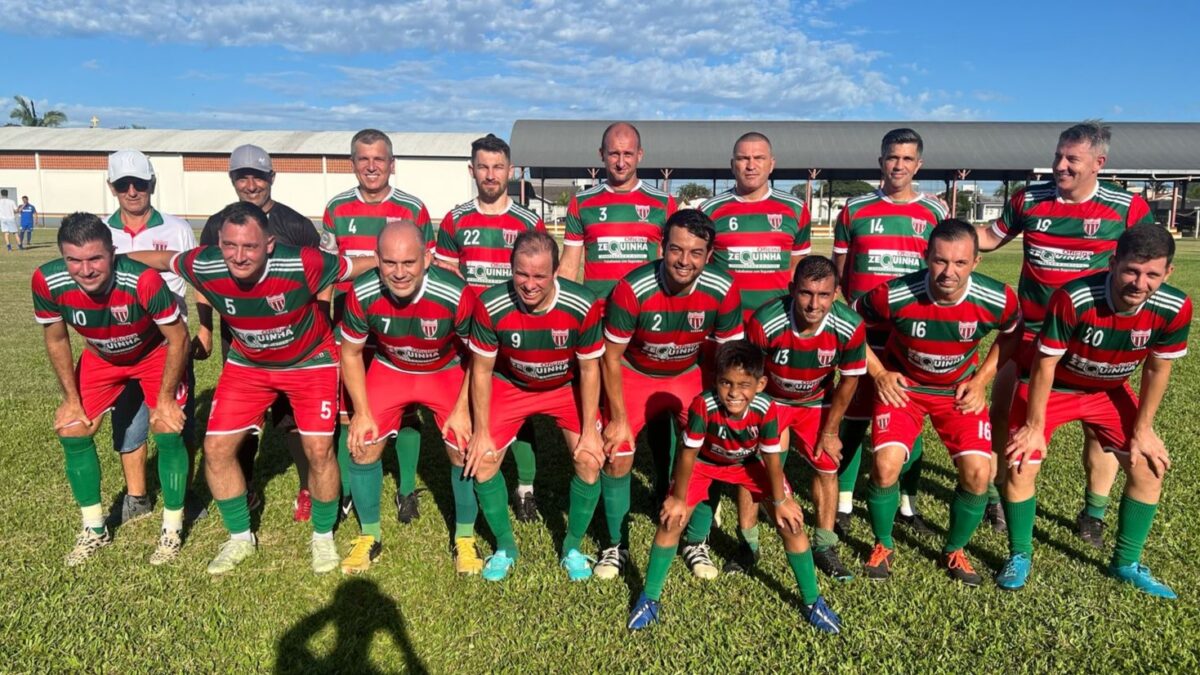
[676,182,711,204]
[939,191,976,220]
[8,95,66,127]
[554,187,576,208]
[811,180,875,198]
[993,181,1026,197]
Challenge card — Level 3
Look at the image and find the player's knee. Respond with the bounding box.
[353,445,383,465]
[959,463,990,493]
[58,422,96,439]
[444,444,465,467]
[604,455,633,477]
[473,463,499,483]
[573,459,600,484]
[1123,456,1164,489]
[303,440,336,464]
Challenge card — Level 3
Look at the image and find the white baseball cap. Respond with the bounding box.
[229,144,273,174]
[108,149,155,181]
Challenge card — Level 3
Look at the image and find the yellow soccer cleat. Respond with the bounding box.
[340,535,382,575]
[453,536,484,575]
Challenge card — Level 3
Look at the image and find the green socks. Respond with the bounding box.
[600,472,632,548]
[450,465,477,539]
[395,428,420,497]
[60,436,102,509]
[311,497,338,535]
[866,482,900,548]
[512,440,536,488]
[644,544,675,601]
[684,491,719,544]
[475,472,518,558]
[562,475,602,555]
[348,459,382,539]
[1085,490,1111,519]
[1111,497,1158,568]
[740,526,760,553]
[812,527,839,553]
[837,419,869,494]
[215,493,252,535]
[1003,496,1037,555]
[987,482,1001,506]
[898,435,924,504]
[787,549,821,605]
[944,488,988,553]
[336,425,352,497]
[153,432,188,511]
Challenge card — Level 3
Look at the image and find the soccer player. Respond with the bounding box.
[323,129,434,525]
[131,202,377,574]
[832,128,950,538]
[747,255,866,580]
[18,195,36,249]
[434,133,544,522]
[33,213,191,566]
[597,209,743,579]
[626,341,841,634]
[464,231,604,581]
[1000,224,1190,598]
[978,121,1155,547]
[857,219,1020,586]
[340,220,479,574]
[198,144,322,520]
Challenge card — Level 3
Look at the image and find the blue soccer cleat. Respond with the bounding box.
[627,593,661,630]
[481,551,516,582]
[801,596,842,634]
[995,553,1032,591]
[560,548,595,581]
[1108,562,1177,600]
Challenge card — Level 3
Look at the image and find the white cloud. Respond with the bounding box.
[81,59,99,70]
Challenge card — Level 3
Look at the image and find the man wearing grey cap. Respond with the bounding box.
[199,144,322,518]
[104,149,198,546]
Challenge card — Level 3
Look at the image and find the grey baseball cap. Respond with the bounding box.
[108,149,155,181]
[229,144,273,174]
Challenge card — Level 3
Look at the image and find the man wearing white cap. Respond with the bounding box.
[198,144,321,518]
[105,149,198,527]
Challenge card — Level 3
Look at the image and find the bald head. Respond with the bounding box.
[599,122,644,189]
[601,122,642,152]
[377,219,431,298]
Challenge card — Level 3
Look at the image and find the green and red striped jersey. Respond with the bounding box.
[470,278,604,391]
[435,199,545,290]
[855,270,1021,393]
[1037,272,1191,392]
[564,181,676,299]
[604,261,743,377]
[171,244,350,369]
[833,190,947,301]
[747,297,867,407]
[700,188,812,319]
[684,391,782,466]
[32,256,180,365]
[991,181,1153,334]
[339,266,474,374]
[321,187,433,293]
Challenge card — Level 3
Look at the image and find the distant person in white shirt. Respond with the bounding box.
[0,189,17,251]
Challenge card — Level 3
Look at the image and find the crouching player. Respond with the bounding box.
[1001,224,1191,598]
[627,341,841,633]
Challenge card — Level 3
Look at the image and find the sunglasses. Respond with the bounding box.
[113,177,151,193]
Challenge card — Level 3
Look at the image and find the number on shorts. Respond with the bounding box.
[978,420,992,441]
[320,401,333,420]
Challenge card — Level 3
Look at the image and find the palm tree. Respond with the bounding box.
[9,95,67,127]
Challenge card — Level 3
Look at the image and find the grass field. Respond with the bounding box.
[2,236,1198,673]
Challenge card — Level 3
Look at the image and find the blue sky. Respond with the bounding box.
[4,0,1198,133]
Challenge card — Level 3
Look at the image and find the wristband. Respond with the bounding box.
[772,498,787,507]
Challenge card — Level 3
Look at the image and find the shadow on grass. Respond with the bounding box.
[275,577,425,674]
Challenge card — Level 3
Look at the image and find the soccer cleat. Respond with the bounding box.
[511,489,539,522]
[813,547,854,581]
[800,596,842,634]
[481,551,516,581]
[723,541,759,575]
[1108,562,1177,600]
[452,537,484,575]
[339,495,355,523]
[863,543,895,580]
[149,529,183,566]
[311,536,340,574]
[834,511,852,537]
[941,549,982,587]
[1075,510,1107,549]
[65,527,112,567]
[120,493,154,525]
[627,593,661,630]
[206,538,256,575]
[340,535,382,575]
[995,553,1032,591]
[681,541,719,580]
[984,502,1007,533]
[395,491,420,524]
[292,488,312,522]
[896,512,935,536]
[593,546,630,580]
[561,548,595,581]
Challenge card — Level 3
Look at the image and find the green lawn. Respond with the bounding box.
[2,236,1198,672]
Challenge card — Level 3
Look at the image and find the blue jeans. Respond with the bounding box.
[111,361,196,452]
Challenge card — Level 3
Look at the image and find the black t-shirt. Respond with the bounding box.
[201,201,320,248]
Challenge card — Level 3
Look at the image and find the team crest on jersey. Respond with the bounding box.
[152,239,169,251]
[1082,218,1102,237]
[687,311,706,331]
[1130,329,1151,349]
[635,204,651,222]
[551,329,570,348]
[503,228,519,247]
[911,218,928,236]
[958,321,978,341]
[267,293,287,314]
[817,348,836,367]
[768,213,784,231]
[421,319,439,339]
[111,304,130,324]
[875,412,890,431]
[385,217,408,227]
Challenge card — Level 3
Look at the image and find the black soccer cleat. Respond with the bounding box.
[896,512,935,537]
[813,547,854,582]
[1074,510,1107,549]
[722,541,760,575]
[394,491,420,524]
[512,489,539,522]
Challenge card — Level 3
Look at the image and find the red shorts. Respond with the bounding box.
[604,365,699,457]
[1007,382,1139,463]
[209,362,340,436]
[777,403,837,473]
[363,362,466,447]
[487,377,590,450]
[338,345,375,417]
[872,389,992,461]
[846,344,885,420]
[77,346,188,421]
[1015,330,1038,375]
[681,460,792,508]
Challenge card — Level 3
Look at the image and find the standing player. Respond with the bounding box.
[1000,225,1190,598]
[33,213,191,565]
[978,121,1155,547]
[626,341,841,634]
[0,189,16,251]
[464,232,605,582]
[747,255,866,580]
[597,209,743,579]
[434,133,544,523]
[857,220,1020,586]
[340,221,479,574]
[19,195,36,249]
[323,129,434,525]
[131,202,377,574]
[832,128,950,538]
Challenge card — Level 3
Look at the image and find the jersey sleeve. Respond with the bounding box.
[137,268,181,324]
[712,283,745,343]
[563,196,584,245]
[832,204,851,255]
[468,298,499,359]
[992,191,1025,240]
[168,247,202,288]
[665,194,679,218]
[30,268,62,324]
[839,320,868,376]
[1037,288,1078,356]
[453,286,477,346]
[434,211,460,264]
[791,202,812,256]
[1128,195,1155,227]
[758,401,782,454]
[320,207,339,254]
[1151,296,1192,360]
[683,396,709,449]
[307,248,351,293]
[534,217,548,233]
[577,299,605,360]
[853,283,891,327]
[745,314,769,351]
[415,204,435,252]
[998,284,1022,334]
[602,280,639,344]
[339,288,370,344]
